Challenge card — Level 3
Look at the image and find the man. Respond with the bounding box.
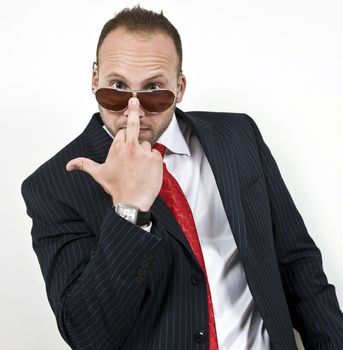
[22,6,343,350]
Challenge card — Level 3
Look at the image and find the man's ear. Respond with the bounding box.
[92,62,99,93]
[176,74,186,103]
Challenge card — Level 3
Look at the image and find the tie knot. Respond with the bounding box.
[153,143,166,156]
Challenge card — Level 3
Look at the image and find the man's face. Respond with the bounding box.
[92,27,186,145]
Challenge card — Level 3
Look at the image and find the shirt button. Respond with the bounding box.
[193,330,206,343]
[191,274,202,285]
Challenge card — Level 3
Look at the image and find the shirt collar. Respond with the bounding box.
[157,113,190,157]
[102,113,190,157]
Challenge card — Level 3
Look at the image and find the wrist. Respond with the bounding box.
[112,203,151,226]
[111,195,152,212]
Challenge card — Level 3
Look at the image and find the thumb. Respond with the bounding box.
[66,157,100,177]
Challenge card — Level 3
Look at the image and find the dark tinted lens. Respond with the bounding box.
[95,88,131,111]
[137,90,175,112]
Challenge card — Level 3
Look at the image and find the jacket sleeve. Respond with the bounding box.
[248,116,343,349]
[21,178,163,350]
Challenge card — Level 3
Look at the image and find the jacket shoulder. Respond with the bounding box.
[184,110,257,140]
[21,133,84,194]
[185,109,254,126]
[186,110,248,121]
[22,113,107,191]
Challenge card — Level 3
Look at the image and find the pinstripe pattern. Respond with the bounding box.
[22,109,343,349]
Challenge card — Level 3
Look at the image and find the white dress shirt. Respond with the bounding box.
[104,114,270,349]
[157,115,270,349]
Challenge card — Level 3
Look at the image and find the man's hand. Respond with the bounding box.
[66,97,163,211]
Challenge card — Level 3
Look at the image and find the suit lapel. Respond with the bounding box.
[151,196,197,263]
[80,113,113,163]
[175,109,248,259]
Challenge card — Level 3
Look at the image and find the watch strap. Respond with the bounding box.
[113,203,151,226]
[136,210,151,226]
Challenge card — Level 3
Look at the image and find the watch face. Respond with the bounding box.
[116,204,138,224]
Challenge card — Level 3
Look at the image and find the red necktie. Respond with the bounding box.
[154,143,219,350]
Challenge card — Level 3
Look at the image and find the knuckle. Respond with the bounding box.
[141,141,151,149]
[152,149,162,159]
[126,141,136,155]
[111,141,120,152]
[79,160,86,171]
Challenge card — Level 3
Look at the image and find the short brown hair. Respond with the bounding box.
[96,5,183,73]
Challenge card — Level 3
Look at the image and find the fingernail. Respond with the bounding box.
[131,97,138,106]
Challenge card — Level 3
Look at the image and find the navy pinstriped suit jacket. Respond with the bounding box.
[22,108,343,349]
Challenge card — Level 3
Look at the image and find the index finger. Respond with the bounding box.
[125,97,140,143]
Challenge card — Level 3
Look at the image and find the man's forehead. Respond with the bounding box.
[101,27,173,45]
[98,28,178,67]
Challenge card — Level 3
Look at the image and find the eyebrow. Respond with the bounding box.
[105,72,168,84]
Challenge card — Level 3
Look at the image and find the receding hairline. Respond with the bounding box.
[96,27,181,71]
[95,6,183,73]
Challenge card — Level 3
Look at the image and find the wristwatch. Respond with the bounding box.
[113,203,151,226]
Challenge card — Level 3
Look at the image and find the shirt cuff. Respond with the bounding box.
[140,221,152,232]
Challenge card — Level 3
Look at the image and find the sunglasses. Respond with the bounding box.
[95,88,176,113]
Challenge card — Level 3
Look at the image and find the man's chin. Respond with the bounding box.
[109,126,160,145]
[138,134,155,145]
[139,132,163,146]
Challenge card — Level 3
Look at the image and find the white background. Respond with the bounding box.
[1,0,342,349]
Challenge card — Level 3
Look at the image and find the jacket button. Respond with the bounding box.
[140,259,149,268]
[134,276,144,284]
[137,267,147,276]
[143,252,153,260]
[193,330,206,343]
[191,274,202,285]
